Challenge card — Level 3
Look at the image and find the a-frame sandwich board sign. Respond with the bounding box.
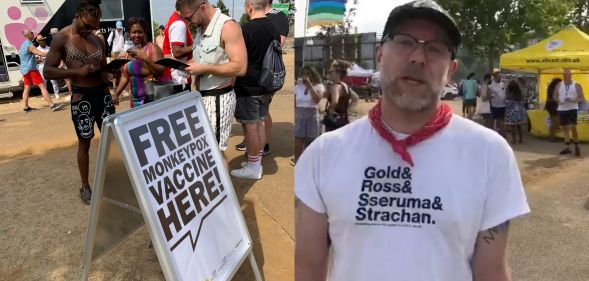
[80,92,263,281]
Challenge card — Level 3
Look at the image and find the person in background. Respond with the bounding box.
[162,6,193,93]
[554,69,585,156]
[293,66,325,166]
[545,77,562,142]
[461,72,477,120]
[489,69,506,136]
[107,20,126,59]
[180,0,247,168]
[476,73,494,129]
[20,29,63,112]
[108,20,126,89]
[504,80,527,144]
[155,25,165,50]
[324,59,356,132]
[230,0,280,180]
[113,17,166,108]
[235,0,290,155]
[43,0,114,204]
[35,35,60,99]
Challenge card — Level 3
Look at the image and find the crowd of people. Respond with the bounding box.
[456,67,585,155]
[17,0,289,204]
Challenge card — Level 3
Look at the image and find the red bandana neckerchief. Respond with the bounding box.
[368,99,453,167]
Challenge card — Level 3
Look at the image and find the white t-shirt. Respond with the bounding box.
[295,83,325,108]
[488,80,506,108]
[295,116,530,281]
[168,20,190,86]
[108,29,126,54]
[36,45,50,68]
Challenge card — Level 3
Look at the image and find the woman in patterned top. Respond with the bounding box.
[113,17,169,108]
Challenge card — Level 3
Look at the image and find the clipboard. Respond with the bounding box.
[155,58,189,71]
[104,59,130,72]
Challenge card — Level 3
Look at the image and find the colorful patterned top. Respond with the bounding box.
[124,43,172,108]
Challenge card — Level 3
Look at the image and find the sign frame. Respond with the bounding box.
[80,92,263,281]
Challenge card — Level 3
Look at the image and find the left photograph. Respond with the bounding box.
[0,0,295,280]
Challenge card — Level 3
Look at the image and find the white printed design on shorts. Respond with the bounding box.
[73,101,94,138]
[102,95,115,119]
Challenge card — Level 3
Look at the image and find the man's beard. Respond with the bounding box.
[382,78,439,112]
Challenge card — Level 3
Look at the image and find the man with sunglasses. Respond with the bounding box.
[295,1,529,280]
[162,5,194,93]
[177,0,247,167]
[44,0,115,205]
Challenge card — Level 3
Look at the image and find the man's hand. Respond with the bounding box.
[185,62,209,76]
[129,48,150,62]
[78,64,97,77]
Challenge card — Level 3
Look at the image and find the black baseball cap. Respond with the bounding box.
[382,0,461,49]
[159,25,165,30]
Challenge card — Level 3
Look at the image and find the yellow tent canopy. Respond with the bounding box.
[500,25,589,73]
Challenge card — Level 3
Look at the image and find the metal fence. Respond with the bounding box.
[294,32,378,77]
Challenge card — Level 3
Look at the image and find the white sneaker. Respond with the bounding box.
[231,165,262,180]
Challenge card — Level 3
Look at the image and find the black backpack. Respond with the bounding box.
[253,21,286,93]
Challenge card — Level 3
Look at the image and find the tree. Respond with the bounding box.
[239,13,248,25]
[215,0,230,16]
[152,21,161,37]
[279,0,296,28]
[437,0,573,71]
[314,0,359,37]
[570,0,589,33]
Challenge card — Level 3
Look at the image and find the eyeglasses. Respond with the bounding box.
[383,34,453,62]
[183,3,204,22]
[79,16,100,31]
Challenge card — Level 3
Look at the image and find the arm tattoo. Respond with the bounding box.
[482,221,510,245]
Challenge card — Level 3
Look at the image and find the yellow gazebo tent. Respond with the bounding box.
[500,25,589,140]
[500,24,589,73]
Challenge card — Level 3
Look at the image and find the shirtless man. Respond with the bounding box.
[44,0,115,204]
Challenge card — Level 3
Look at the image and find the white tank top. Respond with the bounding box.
[193,8,233,90]
[558,81,579,111]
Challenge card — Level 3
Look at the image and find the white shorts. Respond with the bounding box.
[202,90,236,151]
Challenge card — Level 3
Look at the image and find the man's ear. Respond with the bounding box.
[446,59,458,82]
[376,44,383,72]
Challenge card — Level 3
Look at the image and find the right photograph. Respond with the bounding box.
[294,0,589,280]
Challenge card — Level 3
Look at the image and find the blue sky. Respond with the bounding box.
[151,0,246,26]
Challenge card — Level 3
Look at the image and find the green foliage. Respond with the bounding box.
[152,21,161,37]
[239,13,248,25]
[437,0,574,70]
[215,0,230,16]
[315,0,359,37]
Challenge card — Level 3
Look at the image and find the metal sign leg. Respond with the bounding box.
[249,251,263,281]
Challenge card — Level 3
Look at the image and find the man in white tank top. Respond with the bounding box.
[178,0,247,167]
[554,68,585,156]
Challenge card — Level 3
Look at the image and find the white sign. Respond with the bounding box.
[545,40,563,51]
[81,93,261,281]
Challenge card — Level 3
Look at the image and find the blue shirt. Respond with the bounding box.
[462,79,478,100]
[19,40,37,75]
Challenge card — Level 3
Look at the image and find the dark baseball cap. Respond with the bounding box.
[382,0,461,49]
[159,25,165,30]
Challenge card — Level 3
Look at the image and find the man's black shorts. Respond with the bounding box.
[558,109,578,126]
[235,95,271,124]
[70,85,116,140]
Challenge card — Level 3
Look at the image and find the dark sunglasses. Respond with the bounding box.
[183,3,204,22]
[79,16,100,31]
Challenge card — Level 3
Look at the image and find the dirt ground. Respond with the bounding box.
[1,46,589,280]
